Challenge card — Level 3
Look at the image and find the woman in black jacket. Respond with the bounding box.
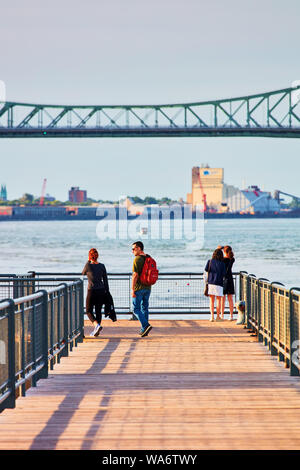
[221,245,235,321]
[82,248,109,337]
[204,248,226,322]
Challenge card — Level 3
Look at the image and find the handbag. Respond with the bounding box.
[204,260,211,297]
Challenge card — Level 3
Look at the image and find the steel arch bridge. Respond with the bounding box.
[0,85,300,138]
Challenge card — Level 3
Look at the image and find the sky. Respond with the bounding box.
[1,0,300,202]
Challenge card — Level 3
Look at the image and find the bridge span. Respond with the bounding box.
[0,85,300,138]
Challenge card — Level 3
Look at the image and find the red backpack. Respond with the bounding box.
[140,255,159,286]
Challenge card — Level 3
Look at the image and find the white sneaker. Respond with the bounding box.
[90,324,102,337]
[94,324,103,337]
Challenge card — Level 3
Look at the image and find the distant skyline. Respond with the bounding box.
[1,0,300,201]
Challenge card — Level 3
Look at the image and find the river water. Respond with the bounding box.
[0,218,299,288]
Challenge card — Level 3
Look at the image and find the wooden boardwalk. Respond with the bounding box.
[0,319,300,450]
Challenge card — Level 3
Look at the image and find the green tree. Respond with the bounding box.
[144,196,158,205]
[289,198,300,209]
[20,193,34,204]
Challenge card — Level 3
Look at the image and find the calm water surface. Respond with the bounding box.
[0,218,299,288]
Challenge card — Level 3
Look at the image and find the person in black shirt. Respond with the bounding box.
[82,248,109,337]
[221,245,235,321]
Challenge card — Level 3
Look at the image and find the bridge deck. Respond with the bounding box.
[0,320,300,450]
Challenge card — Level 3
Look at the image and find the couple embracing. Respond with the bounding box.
[204,245,235,322]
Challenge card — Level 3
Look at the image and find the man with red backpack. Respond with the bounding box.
[131,241,158,337]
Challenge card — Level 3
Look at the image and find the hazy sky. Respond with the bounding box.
[1,0,300,201]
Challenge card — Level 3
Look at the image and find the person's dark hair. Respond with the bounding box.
[132,241,144,251]
[224,245,234,259]
[212,248,224,261]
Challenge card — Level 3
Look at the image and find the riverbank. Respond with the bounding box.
[0,211,299,221]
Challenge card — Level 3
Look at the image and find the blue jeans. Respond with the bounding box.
[132,288,151,330]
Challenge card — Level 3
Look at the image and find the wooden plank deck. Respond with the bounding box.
[0,319,300,450]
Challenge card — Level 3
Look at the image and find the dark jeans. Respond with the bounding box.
[132,288,151,330]
[86,289,106,324]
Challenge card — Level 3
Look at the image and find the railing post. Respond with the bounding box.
[20,303,26,396]
[270,282,285,358]
[31,297,37,387]
[129,273,136,321]
[38,290,49,380]
[12,277,19,299]
[239,272,243,303]
[69,285,73,352]
[58,283,69,358]
[258,279,269,343]
[289,288,300,377]
[57,290,61,364]
[246,275,256,331]
[239,271,248,328]
[7,299,16,409]
[77,280,84,343]
[49,292,54,370]
[269,283,274,355]
[257,280,262,341]
[245,275,250,329]
[74,284,78,346]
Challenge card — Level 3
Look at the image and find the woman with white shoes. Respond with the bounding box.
[204,248,226,322]
[82,248,109,337]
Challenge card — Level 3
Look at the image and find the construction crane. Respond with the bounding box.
[39,178,47,206]
[198,169,207,212]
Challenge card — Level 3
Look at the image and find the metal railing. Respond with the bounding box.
[240,272,300,377]
[0,272,36,300]
[0,280,84,413]
[29,271,240,314]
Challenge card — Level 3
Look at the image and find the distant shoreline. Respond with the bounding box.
[0,212,300,221]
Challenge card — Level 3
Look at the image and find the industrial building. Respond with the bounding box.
[187,165,281,214]
[68,187,87,203]
[187,166,239,210]
[224,186,281,214]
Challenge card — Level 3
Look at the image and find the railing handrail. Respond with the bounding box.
[30,271,242,276]
[10,281,81,305]
[8,291,44,306]
[0,276,81,281]
[0,300,11,310]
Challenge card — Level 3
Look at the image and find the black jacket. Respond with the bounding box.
[103,292,117,322]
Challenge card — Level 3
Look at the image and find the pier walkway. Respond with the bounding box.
[0,319,300,450]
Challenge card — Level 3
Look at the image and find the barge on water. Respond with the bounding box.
[0,204,299,221]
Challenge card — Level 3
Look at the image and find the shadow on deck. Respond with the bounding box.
[0,320,300,450]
